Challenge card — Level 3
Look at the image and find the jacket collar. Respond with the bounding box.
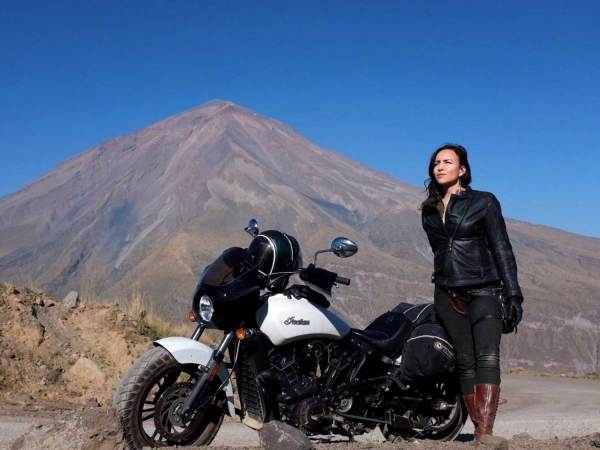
[422,186,473,208]
[422,187,472,208]
[452,187,472,200]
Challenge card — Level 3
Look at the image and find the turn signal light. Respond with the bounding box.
[235,328,248,340]
[187,310,196,322]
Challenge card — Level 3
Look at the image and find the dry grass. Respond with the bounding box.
[80,286,224,346]
[126,287,194,339]
[123,288,224,346]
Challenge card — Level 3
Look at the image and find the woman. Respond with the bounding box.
[420,144,523,445]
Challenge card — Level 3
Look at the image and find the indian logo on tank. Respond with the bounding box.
[284,316,310,325]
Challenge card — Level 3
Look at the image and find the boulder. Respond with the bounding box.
[62,291,80,309]
[66,357,106,386]
[258,421,315,450]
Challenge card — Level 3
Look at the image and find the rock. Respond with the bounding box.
[513,432,532,439]
[66,357,106,386]
[44,368,63,385]
[6,294,24,311]
[62,291,80,309]
[16,393,34,403]
[35,296,56,307]
[354,425,387,443]
[479,434,509,449]
[259,420,315,450]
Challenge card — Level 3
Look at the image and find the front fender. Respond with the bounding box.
[154,337,235,417]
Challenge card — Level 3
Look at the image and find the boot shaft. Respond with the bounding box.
[475,383,500,435]
[462,393,479,428]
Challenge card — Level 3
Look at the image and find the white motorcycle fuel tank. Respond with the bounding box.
[256,293,351,346]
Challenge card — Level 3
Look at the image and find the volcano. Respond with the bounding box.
[1,100,599,373]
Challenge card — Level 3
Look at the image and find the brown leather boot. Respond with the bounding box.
[475,384,508,449]
[462,393,480,437]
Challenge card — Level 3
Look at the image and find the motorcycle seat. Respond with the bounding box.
[350,312,413,356]
[349,304,435,357]
[350,327,412,356]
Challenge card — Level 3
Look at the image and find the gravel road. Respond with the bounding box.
[1,373,599,448]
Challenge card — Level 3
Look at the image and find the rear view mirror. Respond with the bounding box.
[313,236,358,264]
[244,219,259,237]
[331,237,358,258]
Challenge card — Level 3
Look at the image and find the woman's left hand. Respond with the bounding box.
[503,296,523,331]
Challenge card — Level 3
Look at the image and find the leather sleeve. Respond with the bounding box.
[421,210,437,250]
[484,194,523,300]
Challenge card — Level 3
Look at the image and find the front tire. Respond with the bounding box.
[114,347,225,449]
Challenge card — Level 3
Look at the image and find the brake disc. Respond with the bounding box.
[154,381,205,443]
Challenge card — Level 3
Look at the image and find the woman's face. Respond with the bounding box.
[433,149,466,188]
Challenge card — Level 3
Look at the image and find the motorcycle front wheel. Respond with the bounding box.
[114,347,225,449]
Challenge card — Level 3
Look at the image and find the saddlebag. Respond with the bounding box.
[363,303,455,381]
[399,322,455,381]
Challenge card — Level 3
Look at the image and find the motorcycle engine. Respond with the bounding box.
[269,340,331,432]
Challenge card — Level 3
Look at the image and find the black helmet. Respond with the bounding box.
[245,229,303,276]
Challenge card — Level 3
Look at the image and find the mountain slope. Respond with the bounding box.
[1,100,599,373]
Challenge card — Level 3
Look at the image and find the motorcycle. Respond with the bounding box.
[114,219,466,449]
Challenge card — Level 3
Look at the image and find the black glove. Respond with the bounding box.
[502,296,523,334]
[283,284,309,299]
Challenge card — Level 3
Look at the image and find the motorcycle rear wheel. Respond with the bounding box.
[114,347,225,449]
[386,392,466,442]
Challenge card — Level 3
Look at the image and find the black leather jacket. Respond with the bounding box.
[421,188,523,299]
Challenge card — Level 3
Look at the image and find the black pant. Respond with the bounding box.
[434,285,503,396]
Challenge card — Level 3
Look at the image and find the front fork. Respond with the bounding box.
[179,326,234,420]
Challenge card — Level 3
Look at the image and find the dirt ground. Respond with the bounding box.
[2,283,600,449]
[4,403,600,450]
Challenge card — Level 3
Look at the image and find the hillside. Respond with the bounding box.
[0,282,160,406]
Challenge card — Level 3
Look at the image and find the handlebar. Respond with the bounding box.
[297,264,351,292]
[268,265,351,292]
[335,275,351,286]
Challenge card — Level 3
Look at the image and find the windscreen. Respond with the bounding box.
[201,247,246,286]
[199,247,260,302]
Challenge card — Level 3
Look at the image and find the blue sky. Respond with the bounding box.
[1,1,598,237]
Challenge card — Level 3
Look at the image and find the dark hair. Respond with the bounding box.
[422,143,472,204]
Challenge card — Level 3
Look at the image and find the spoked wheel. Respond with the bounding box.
[114,347,225,449]
[385,381,467,442]
[414,394,466,441]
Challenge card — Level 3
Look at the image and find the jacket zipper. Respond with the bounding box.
[442,197,453,252]
[444,195,472,254]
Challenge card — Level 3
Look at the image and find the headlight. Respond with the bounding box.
[199,295,214,322]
